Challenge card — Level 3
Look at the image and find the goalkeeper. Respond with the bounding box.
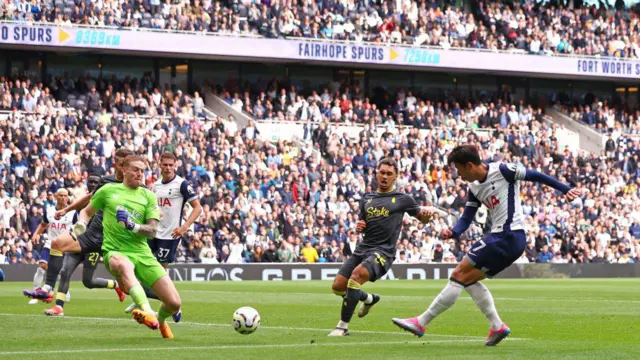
[74,155,181,339]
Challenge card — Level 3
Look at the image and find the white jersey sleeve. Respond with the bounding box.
[154,176,198,239]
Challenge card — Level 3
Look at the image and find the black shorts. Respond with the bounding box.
[73,231,103,255]
[65,251,101,271]
[338,251,393,282]
[83,251,101,270]
[147,238,180,264]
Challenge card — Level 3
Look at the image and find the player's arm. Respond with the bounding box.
[31,222,49,244]
[499,163,580,200]
[356,196,367,233]
[55,193,92,220]
[404,195,436,224]
[446,191,481,239]
[75,186,107,236]
[172,181,203,238]
[118,189,161,238]
[135,219,159,238]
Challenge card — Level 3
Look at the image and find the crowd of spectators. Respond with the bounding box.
[567,100,640,137]
[2,0,640,57]
[2,69,640,267]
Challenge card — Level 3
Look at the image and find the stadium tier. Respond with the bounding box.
[0,0,640,267]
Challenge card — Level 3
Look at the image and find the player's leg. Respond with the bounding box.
[80,251,126,302]
[393,233,520,346]
[150,276,181,339]
[105,251,159,330]
[466,231,525,346]
[24,239,51,303]
[41,251,65,296]
[45,252,83,315]
[125,239,167,314]
[136,252,180,338]
[52,232,82,253]
[25,260,47,304]
[329,253,386,336]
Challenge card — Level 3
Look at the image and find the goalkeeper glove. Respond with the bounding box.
[116,209,137,232]
[72,221,87,237]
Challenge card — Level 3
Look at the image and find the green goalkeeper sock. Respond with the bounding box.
[129,285,153,313]
[158,305,172,324]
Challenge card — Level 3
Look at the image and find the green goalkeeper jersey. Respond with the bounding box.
[90,182,161,254]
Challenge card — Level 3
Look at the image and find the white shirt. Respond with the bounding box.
[153,175,198,240]
[43,206,77,248]
[467,162,526,233]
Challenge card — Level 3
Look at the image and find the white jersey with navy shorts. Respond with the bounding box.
[40,207,77,263]
[451,162,569,277]
[150,175,198,263]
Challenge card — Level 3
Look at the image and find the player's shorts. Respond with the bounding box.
[147,238,180,264]
[338,251,393,282]
[39,239,63,264]
[39,239,52,264]
[83,251,101,270]
[71,231,103,255]
[466,229,526,277]
[103,250,165,288]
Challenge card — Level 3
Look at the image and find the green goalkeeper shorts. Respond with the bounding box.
[104,250,166,288]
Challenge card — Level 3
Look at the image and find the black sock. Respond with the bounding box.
[144,286,160,300]
[340,279,362,324]
[55,253,83,308]
[45,254,64,290]
[359,290,370,302]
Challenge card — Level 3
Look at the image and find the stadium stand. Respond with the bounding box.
[0,63,639,266]
[2,0,639,57]
[1,0,640,265]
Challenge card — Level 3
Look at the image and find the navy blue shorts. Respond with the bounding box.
[466,230,526,277]
[147,238,180,264]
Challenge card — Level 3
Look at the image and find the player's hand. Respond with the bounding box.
[417,208,435,223]
[31,235,40,245]
[172,226,187,239]
[356,220,366,233]
[565,188,582,202]
[55,209,68,220]
[116,210,136,231]
[440,228,453,240]
[72,221,87,237]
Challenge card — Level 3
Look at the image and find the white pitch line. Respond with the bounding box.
[0,313,529,340]
[0,339,509,356]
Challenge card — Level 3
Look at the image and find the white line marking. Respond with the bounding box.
[0,313,529,340]
[0,339,520,355]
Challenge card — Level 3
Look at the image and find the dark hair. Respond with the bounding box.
[160,152,178,162]
[115,148,134,160]
[447,145,482,166]
[376,157,398,174]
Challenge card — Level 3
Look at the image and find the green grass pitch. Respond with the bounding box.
[1,279,640,359]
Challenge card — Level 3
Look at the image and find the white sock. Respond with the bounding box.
[418,281,463,327]
[364,293,373,304]
[42,284,52,293]
[336,320,349,329]
[466,282,503,331]
[33,267,46,289]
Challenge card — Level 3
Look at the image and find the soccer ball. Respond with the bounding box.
[232,306,260,335]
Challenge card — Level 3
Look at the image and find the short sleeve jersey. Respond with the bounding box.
[90,182,161,254]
